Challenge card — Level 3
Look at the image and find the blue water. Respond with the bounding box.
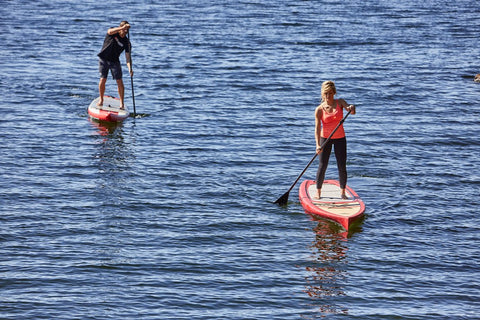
[2,0,480,319]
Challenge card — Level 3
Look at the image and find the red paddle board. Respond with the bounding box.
[299,180,365,230]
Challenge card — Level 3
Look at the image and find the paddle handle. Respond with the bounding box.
[284,109,352,193]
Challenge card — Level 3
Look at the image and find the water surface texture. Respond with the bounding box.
[2,0,479,319]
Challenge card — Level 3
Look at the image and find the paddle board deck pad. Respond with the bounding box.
[299,179,365,230]
[88,96,129,122]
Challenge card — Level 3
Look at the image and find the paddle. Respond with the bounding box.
[274,109,352,206]
[127,30,136,117]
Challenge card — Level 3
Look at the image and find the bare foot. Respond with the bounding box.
[120,105,125,110]
[315,189,321,199]
[97,101,103,108]
[341,193,348,200]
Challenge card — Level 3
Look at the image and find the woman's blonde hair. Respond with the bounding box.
[321,81,336,101]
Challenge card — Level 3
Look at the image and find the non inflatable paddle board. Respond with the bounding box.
[299,180,365,230]
[88,96,129,122]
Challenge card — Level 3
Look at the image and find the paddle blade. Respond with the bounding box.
[274,191,290,206]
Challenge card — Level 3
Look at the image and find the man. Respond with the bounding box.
[97,21,133,109]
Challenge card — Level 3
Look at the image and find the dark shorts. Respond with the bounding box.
[99,58,122,80]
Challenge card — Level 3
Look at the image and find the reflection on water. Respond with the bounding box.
[303,219,352,317]
[89,117,135,194]
[88,117,124,136]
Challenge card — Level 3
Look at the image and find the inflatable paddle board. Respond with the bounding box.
[299,180,365,230]
[88,96,129,122]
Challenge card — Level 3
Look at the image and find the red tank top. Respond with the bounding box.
[321,101,345,139]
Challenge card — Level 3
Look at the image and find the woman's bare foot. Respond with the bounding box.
[340,189,348,200]
[315,189,321,199]
[97,100,104,108]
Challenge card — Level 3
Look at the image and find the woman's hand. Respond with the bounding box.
[348,105,356,114]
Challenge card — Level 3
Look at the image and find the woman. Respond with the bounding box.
[315,81,356,199]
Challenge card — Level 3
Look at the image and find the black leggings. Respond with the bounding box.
[316,137,347,190]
